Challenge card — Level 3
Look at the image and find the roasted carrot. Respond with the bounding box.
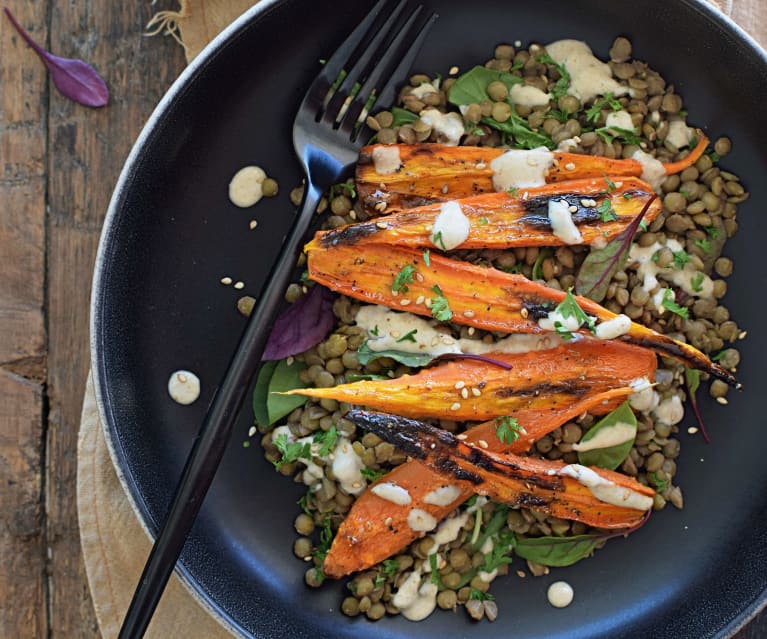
[323,386,634,578]
[311,176,661,251]
[356,136,708,214]
[305,242,739,387]
[350,409,653,521]
[286,340,656,421]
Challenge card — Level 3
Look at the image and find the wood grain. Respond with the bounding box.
[44,2,185,636]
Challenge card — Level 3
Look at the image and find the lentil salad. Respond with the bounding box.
[250,35,745,623]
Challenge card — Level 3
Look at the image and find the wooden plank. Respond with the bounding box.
[0,2,49,637]
[44,1,186,636]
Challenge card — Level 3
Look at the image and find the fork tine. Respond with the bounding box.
[320,0,410,127]
[339,6,438,139]
[298,0,389,116]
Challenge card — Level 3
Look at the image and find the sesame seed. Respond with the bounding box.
[716,396,728,405]
[467,327,475,336]
[568,205,578,213]
[565,162,576,171]
[520,307,529,319]
[392,290,399,296]
[248,426,257,437]
[415,295,425,305]
[431,337,440,347]
[477,439,488,449]
[234,281,245,289]
[390,331,401,339]
[349,210,357,220]
[415,273,424,282]
[375,202,387,213]
[177,372,187,383]
[249,220,258,230]
[441,184,449,194]
[471,387,481,397]
[463,310,475,318]
[516,570,526,578]
[286,356,295,366]
[400,299,411,306]
[425,298,433,308]
[456,433,468,440]
[738,330,748,339]
[526,158,539,167]
[220,276,233,285]
[450,402,461,411]
[454,381,466,389]
[476,161,487,169]
[461,388,469,399]
[441,335,455,345]
[376,220,387,228]
[687,427,699,434]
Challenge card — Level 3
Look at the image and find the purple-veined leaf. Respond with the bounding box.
[4,7,109,107]
[262,284,337,361]
[575,194,657,302]
[684,367,711,443]
[435,353,514,370]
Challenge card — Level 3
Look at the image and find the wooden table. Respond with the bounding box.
[0,2,764,637]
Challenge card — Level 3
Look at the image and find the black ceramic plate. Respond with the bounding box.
[92,1,767,637]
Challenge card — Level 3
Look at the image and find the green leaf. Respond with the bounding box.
[685,367,700,395]
[531,247,552,280]
[672,250,691,269]
[481,114,555,150]
[447,65,522,106]
[392,264,416,293]
[585,93,623,123]
[494,416,521,445]
[595,126,642,146]
[253,358,309,427]
[356,342,436,367]
[576,400,637,470]
[661,289,689,319]
[390,106,418,127]
[314,425,338,457]
[575,196,655,302]
[430,284,453,321]
[513,534,603,567]
[536,53,570,101]
[273,432,312,470]
[597,198,617,222]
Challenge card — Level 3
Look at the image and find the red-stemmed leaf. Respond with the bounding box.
[4,7,109,107]
[262,284,337,361]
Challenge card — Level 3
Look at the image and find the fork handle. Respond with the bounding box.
[118,184,324,639]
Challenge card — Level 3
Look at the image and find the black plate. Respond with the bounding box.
[91,1,767,637]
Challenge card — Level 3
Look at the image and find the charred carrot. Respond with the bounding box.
[356,136,708,214]
[349,410,653,525]
[311,176,661,251]
[286,341,656,422]
[323,386,635,578]
[305,242,739,387]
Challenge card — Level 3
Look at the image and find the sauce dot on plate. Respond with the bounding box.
[168,370,201,405]
[547,580,574,608]
[228,165,266,208]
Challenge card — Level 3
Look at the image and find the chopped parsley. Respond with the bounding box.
[432,230,447,250]
[478,216,489,225]
[585,93,623,123]
[661,289,689,319]
[705,225,722,240]
[605,176,618,193]
[273,432,311,470]
[428,553,441,585]
[648,471,669,493]
[595,126,642,146]
[469,588,494,601]
[597,198,617,222]
[313,425,338,457]
[672,249,691,270]
[392,264,416,293]
[329,181,357,200]
[694,238,712,254]
[312,516,334,584]
[396,329,418,343]
[691,272,705,293]
[423,249,431,267]
[553,288,597,338]
[370,325,380,337]
[430,284,453,321]
[507,186,520,197]
[360,466,386,482]
[495,416,521,444]
[537,53,571,101]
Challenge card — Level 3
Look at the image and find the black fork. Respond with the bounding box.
[117,2,436,637]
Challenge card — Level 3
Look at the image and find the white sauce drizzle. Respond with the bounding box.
[605,109,635,131]
[228,165,266,208]
[410,81,439,99]
[545,39,632,103]
[547,198,583,244]
[392,570,439,621]
[167,370,201,405]
[490,147,554,191]
[537,308,585,333]
[371,482,412,505]
[666,119,692,148]
[547,581,574,608]
[423,484,462,507]
[559,464,653,511]
[629,239,714,297]
[407,508,438,532]
[572,421,636,452]
[419,108,464,146]
[594,314,631,340]
[372,145,402,175]
[653,395,684,426]
[331,437,366,496]
[510,83,551,106]
[628,376,660,413]
[631,149,667,192]
[431,201,471,250]
[355,306,562,357]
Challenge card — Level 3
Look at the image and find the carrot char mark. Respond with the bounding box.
[521,193,602,227]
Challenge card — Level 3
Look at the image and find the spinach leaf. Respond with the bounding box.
[481,114,555,150]
[575,194,657,302]
[253,358,308,427]
[447,65,522,106]
[685,367,710,443]
[356,342,436,367]
[390,106,418,127]
[513,534,603,567]
[576,400,637,470]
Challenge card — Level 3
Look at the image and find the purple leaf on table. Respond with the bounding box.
[4,7,109,107]
[262,284,337,360]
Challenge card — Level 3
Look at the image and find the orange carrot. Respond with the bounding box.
[323,386,635,578]
[305,241,739,387]
[356,136,708,214]
[286,341,656,422]
[311,176,661,251]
